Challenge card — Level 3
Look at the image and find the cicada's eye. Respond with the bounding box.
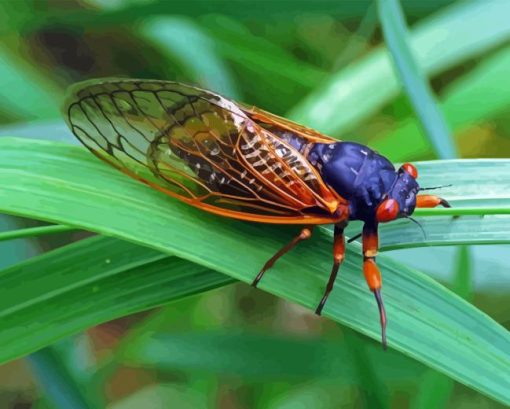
[376,198,400,223]
[401,162,418,179]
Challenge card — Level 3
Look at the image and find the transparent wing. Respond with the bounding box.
[64,78,345,224]
[240,104,338,144]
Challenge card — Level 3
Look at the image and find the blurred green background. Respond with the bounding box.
[0,0,509,408]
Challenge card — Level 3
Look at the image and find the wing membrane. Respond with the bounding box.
[241,104,338,144]
[64,78,346,224]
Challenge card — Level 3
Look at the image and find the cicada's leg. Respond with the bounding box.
[362,221,387,349]
[416,195,451,208]
[315,223,346,315]
[252,226,313,288]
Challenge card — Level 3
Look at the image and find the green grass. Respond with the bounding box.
[0,138,508,404]
[0,1,509,408]
[0,233,232,364]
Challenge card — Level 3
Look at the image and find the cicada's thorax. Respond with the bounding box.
[262,128,420,222]
[305,142,420,222]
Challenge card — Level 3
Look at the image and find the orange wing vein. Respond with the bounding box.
[63,78,348,224]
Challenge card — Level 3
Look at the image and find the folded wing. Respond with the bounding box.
[64,78,346,224]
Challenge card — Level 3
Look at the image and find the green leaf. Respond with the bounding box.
[377,0,457,159]
[0,234,233,363]
[0,138,509,405]
[369,215,510,251]
[288,0,510,135]
[410,247,472,409]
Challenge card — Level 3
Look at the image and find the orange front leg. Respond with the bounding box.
[416,195,451,208]
[362,222,387,349]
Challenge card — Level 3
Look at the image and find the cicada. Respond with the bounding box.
[63,78,450,348]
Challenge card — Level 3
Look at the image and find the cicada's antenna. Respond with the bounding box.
[404,215,426,239]
[418,184,452,191]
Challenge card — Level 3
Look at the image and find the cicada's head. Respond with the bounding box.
[375,163,420,223]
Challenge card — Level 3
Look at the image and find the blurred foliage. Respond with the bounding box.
[0,0,509,408]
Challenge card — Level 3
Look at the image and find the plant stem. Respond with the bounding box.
[0,224,76,242]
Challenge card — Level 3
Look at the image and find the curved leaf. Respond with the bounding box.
[0,234,233,363]
[0,138,509,404]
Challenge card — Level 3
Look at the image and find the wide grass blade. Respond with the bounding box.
[409,246,472,409]
[373,216,510,251]
[0,234,233,364]
[0,138,509,403]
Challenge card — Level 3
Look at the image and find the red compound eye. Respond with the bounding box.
[402,162,418,179]
[376,198,400,223]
